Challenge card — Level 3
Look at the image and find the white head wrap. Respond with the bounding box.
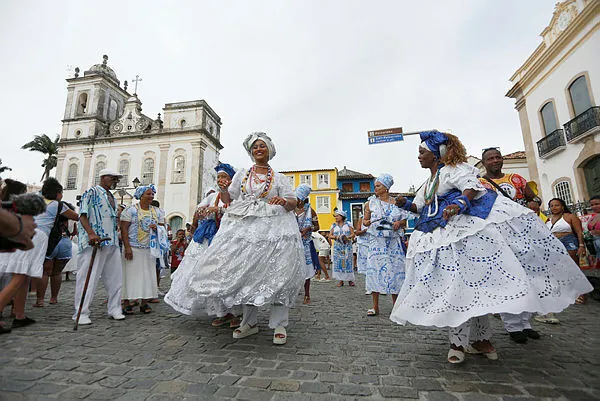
[243,132,276,161]
[419,142,447,159]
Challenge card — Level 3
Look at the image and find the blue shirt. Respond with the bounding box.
[77,186,119,252]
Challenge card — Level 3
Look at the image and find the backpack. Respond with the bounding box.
[45,201,63,257]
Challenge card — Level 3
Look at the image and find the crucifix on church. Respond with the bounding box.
[132,75,143,95]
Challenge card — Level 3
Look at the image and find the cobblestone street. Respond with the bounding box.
[1,273,599,401]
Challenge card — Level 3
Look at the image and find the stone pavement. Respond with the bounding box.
[1,272,599,401]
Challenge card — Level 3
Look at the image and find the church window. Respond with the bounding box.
[180,119,187,129]
[77,93,88,115]
[94,161,106,186]
[109,99,118,121]
[66,163,78,190]
[169,216,183,232]
[142,158,155,185]
[118,159,130,187]
[553,180,573,205]
[74,130,81,138]
[568,76,592,116]
[172,155,186,183]
[540,101,559,136]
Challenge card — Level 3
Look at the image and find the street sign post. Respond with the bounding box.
[367,128,438,145]
[368,134,404,144]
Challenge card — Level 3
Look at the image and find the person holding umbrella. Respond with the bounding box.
[73,169,126,325]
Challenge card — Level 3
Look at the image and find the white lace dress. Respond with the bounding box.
[165,168,306,317]
[182,192,226,259]
[389,163,593,328]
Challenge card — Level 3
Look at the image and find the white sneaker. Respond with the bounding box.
[109,313,126,320]
[77,315,92,325]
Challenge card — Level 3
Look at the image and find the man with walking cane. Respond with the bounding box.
[72,169,125,325]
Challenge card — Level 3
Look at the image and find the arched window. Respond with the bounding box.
[109,99,118,121]
[172,155,185,183]
[569,76,592,116]
[142,158,154,185]
[118,159,130,187]
[169,216,183,232]
[540,101,558,135]
[554,180,573,205]
[77,93,88,115]
[66,163,78,190]
[94,161,106,186]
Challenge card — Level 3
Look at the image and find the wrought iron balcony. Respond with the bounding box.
[537,129,566,158]
[564,106,600,142]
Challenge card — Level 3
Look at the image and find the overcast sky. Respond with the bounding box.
[0,0,558,192]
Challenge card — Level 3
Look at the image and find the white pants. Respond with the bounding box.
[501,312,532,332]
[73,245,122,319]
[449,316,491,348]
[240,304,289,329]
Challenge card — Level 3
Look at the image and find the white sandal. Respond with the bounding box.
[232,324,258,339]
[465,345,498,360]
[273,326,287,345]
[447,348,465,364]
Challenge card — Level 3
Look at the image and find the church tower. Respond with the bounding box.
[60,55,129,140]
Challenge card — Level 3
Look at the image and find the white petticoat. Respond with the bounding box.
[390,196,593,328]
[0,229,47,278]
[122,247,158,300]
[165,199,306,317]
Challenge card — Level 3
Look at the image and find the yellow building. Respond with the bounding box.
[280,168,339,232]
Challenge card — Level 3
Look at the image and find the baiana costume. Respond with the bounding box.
[330,211,355,281]
[365,174,410,294]
[165,134,305,328]
[390,132,593,346]
[294,184,316,280]
[120,184,164,301]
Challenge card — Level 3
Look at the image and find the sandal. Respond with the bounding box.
[303,296,311,305]
[122,305,135,315]
[229,318,241,329]
[273,326,287,345]
[367,308,378,316]
[148,298,161,303]
[212,314,234,327]
[465,344,498,361]
[233,324,258,339]
[575,295,586,304]
[32,302,44,308]
[336,281,344,287]
[139,304,152,314]
[49,299,58,305]
[447,348,465,364]
[349,281,356,287]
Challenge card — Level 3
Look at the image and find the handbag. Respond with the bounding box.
[45,201,64,257]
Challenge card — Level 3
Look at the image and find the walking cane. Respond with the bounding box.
[73,237,110,330]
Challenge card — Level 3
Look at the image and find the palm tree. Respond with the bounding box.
[22,134,60,181]
[0,159,11,177]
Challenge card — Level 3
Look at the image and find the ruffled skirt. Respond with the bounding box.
[365,235,405,294]
[390,196,593,328]
[0,229,47,278]
[165,199,306,317]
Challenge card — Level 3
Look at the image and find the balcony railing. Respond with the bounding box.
[564,106,600,142]
[537,129,566,158]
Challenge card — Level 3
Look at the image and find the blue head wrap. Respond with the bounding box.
[376,173,394,189]
[214,163,236,179]
[334,210,347,219]
[419,130,448,159]
[295,184,312,201]
[134,184,156,200]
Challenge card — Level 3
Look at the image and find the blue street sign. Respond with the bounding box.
[368,133,404,145]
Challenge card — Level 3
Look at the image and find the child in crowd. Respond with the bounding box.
[170,229,187,273]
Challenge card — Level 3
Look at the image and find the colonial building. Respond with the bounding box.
[54,56,223,231]
[506,0,599,205]
[337,166,375,226]
[280,168,339,231]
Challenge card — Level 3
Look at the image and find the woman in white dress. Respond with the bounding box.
[362,173,410,316]
[390,131,593,364]
[120,184,164,315]
[294,184,319,304]
[165,133,305,345]
[329,210,355,287]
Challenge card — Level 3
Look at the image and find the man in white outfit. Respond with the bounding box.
[72,169,125,325]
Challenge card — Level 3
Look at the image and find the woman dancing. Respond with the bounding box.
[165,133,305,345]
[390,131,592,364]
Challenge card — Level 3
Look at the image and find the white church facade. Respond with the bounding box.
[506,0,599,206]
[55,55,223,231]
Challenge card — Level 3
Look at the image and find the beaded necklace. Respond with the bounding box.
[423,169,440,206]
[241,165,274,199]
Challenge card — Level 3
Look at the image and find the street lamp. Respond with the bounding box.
[115,177,141,205]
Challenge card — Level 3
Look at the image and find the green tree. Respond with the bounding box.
[0,159,11,176]
[21,134,60,181]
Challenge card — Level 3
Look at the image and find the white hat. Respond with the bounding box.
[98,168,123,178]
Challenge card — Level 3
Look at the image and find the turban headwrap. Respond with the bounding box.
[134,184,156,200]
[214,163,236,179]
[419,130,448,159]
[376,173,394,189]
[334,210,347,219]
[243,132,276,161]
[295,184,312,201]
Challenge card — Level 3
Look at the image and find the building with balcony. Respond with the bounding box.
[280,168,339,231]
[506,0,600,204]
